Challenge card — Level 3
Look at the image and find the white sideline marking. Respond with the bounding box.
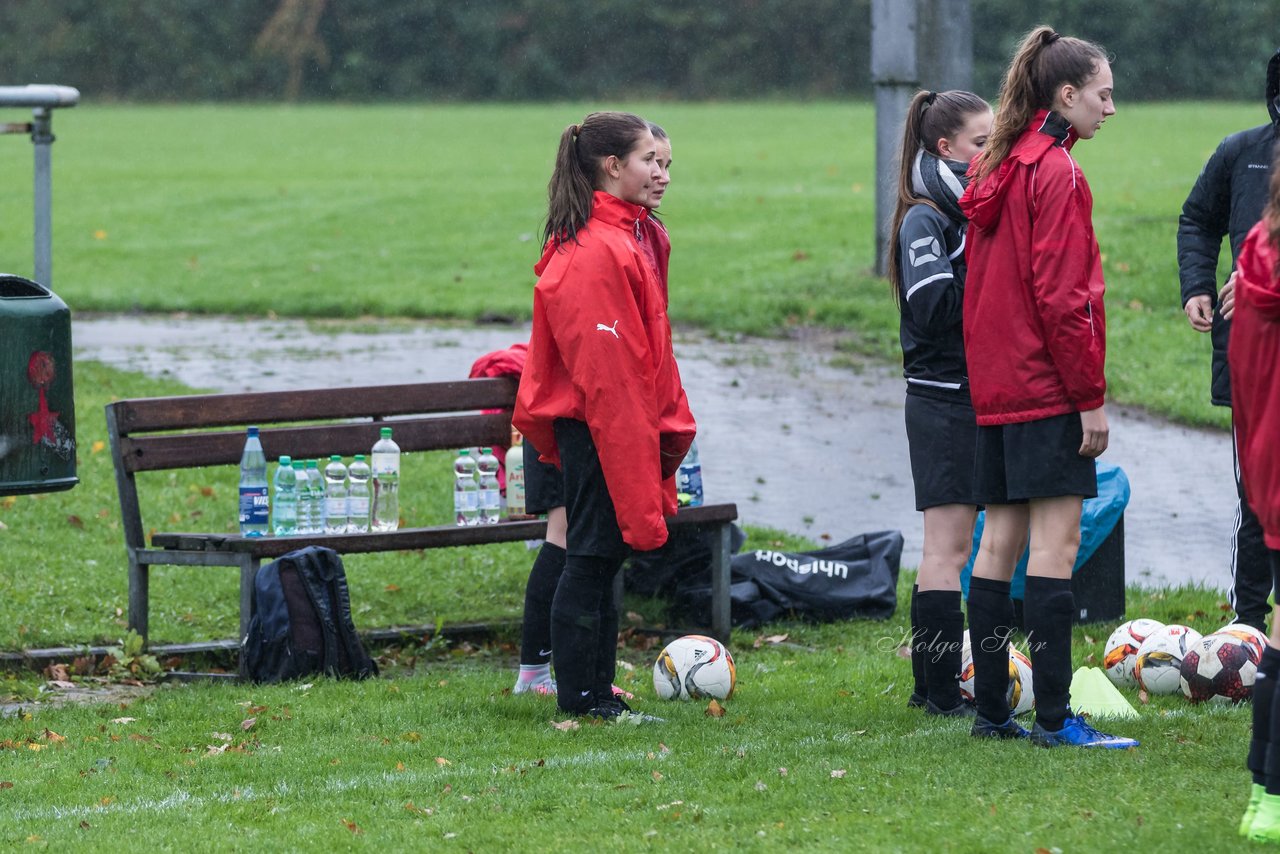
[6,747,637,823]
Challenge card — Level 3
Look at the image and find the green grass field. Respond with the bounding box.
[0,101,1253,426]
[0,102,1267,849]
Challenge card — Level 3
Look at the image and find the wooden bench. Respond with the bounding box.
[104,377,739,658]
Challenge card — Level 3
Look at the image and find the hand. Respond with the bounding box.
[1078,406,1109,458]
[1219,271,1237,321]
[1184,294,1214,332]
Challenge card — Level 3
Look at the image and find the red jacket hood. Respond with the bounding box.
[534,191,651,276]
[1238,222,1280,320]
[961,110,1079,231]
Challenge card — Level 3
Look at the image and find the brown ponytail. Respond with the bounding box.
[972,26,1109,181]
[1266,143,1280,276]
[887,89,990,305]
[544,111,650,247]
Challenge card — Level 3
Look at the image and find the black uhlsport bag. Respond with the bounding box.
[242,546,378,683]
[673,531,903,628]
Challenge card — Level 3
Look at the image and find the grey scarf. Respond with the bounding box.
[911,149,969,224]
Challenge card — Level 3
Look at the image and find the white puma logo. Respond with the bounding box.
[596,320,620,338]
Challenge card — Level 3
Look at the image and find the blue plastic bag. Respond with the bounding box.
[959,460,1130,600]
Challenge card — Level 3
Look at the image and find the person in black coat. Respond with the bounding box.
[1177,47,1280,634]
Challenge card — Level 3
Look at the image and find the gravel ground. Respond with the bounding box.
[72,313,1238,593]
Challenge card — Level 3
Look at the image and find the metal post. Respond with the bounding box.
[918,0,974,92]
[31,107,54,287]
[871,0,919,277]
[0,85,80,288]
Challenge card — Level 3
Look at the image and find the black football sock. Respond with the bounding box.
[1252,646,1280,786]
[966,576,1014,723]
[1023,575,1074,732]
[1260,646,1280,791]
[520,543,566,666]
[909,584,927,699]
[918,589,965,710]
[550,554,614,714]
[593,557,625,701]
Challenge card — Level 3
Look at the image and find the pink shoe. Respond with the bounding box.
[611,685,634,700]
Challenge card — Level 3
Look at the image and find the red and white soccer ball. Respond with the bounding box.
[1135,624,1203,695]
[1102,618,1166,687]
[1217,623,1268,664]
[1180,630,1264,704]
[653,634,736,701]
[958,630,1035,716]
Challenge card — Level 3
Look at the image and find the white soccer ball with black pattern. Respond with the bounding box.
[1135,624,1203,695]
[653,634,736,701]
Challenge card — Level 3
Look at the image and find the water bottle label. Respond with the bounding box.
[239,486,269,525]
[349,497,370,517]
[325,496,347,517]
[481,491,500,510]
[462,492,478,510]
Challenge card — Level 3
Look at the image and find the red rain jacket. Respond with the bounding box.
[960,110,1107,425]
[1230,221,1280,549]
[513,192,696,551]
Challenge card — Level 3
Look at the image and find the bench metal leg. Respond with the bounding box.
[709,522,732,643]
[127,550,149,644]
[238,554,261,679]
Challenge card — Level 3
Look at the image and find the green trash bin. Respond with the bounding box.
[0,274,76,495]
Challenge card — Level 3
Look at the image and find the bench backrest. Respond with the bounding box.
[105,377,519,550]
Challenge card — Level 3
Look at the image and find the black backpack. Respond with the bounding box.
[242,546,378,683]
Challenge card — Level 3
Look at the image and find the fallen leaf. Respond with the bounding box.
[831,769,847,778]
[200,487,215,498]
[658,743,670,753]
[48,680,76,690]
[879,682,895,695]
[896,646,912,659]
[754,780,767,791]
[435,757,451,766]
[80,821,90,829]
[0,782,13,789]
[240,718,256,731]
[403,731,421,743]
[404,801,432,816]
[342,819,362,834]
[1138,689,1150,705]
[651,770,664,781]
[550,719,580,731]
[778,767,788,777]
[705,699,726,718]
[1084,635,1096,645]
[43,730,66,743]
[384,584,400,592]
[766,634,789,644]
[67,515,85,529]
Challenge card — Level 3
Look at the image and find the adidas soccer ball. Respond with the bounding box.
[958,631,1035,716]
[1103,618,1166,686]
[1180,632,1259,704]
[653,635,736,701]
[1135,624,1203,695]
[1217,623,1268,665]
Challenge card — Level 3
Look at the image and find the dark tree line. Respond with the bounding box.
[0,0,1271,102]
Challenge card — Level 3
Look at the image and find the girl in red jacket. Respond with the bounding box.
[1229,146,1280,841]
[888,89,992,717]
[513,120,675,700]
[958,27,1136,748]
[513,111,696,720]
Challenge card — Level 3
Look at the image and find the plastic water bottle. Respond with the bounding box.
[305,459,325,533]
[238,426,269,537]
[292,459,313,533]
[453,449,479,526]
[347,454,371,533]
[477,446,501,524]
[272,455,298,536]
[324,455,349,534]
[677,439,704,507]
[505,429,526,519]
[371,427,401,532]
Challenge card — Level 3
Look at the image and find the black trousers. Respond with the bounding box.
[1233,419,1273,633]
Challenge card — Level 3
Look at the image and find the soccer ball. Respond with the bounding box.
[1103,618,1166,686]
[653,634,736,701]
[1135,624,1203,695]
[958,631,1035,716]
[1217,623,1268,665]
[1180,632,1259,704]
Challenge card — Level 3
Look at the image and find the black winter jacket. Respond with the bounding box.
[1177,48,1280,407]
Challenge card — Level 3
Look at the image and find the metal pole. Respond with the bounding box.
[871,0,919,277]
[917,0,974,92]
[31,107,53,287]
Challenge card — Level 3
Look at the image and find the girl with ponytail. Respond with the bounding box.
[514,111,696,721]
[888,89,992,718]
[958,27,1137,748]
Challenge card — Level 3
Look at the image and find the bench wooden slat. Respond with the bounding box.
[148,504,738,560]
[107,377,518,434]
[119,412,514,473]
